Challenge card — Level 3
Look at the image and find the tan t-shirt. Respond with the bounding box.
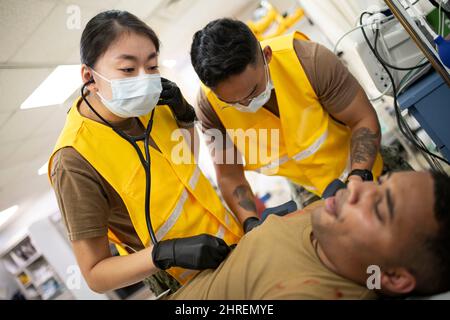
[170,207,377,300]
[196,39,361,135]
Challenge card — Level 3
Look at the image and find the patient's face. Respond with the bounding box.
[311,171,436,284]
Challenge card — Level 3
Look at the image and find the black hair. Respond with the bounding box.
[190,18,259,88]
[80,10,160,68]
[409,171,450,296]
[421,172,450,294]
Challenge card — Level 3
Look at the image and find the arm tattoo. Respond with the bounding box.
[232,185,257,213]
[351,127,380,165]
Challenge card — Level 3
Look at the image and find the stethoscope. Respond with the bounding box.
[80,80,159,246]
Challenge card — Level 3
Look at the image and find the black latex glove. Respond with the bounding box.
[152,234,231,270]
[159,77,196,122]
[243,200,298,233]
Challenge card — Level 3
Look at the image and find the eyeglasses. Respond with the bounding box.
[218,47,269,106]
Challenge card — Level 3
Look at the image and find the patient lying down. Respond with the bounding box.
[169,171,450,299]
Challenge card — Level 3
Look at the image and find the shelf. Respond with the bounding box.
[2,257,20,275]
[23,285,41,300]
[2,231,77,300]
[38,278,64,300]
[11,253,42,276]
[34,272,55,287]
[16,272,31,287]
[23,253,42,268]
[6,237,39,271]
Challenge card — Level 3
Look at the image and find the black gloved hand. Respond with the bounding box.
[243,200,298,234]
[152,234,231,270]
[159,77,196,123]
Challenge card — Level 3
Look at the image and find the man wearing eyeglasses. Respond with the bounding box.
[190,18,384,234]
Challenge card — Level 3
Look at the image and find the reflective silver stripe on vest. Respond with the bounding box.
[291,130,328,162]
[338,154,352,182]
[155,166,201,241]
[301,184,317,192]
[188,165,201,189]
[255,129,328,173]
[215,225,225,239]
[255,155,289,173]
[224,212,230,226]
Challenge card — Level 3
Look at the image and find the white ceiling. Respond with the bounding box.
[0,0,267,215]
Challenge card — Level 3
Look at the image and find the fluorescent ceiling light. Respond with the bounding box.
[0,205,19,228]
[38,162,48,176]
[21,65,82,109]
[162,59,177,69]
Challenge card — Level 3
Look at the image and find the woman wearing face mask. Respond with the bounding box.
[48,10,243,295]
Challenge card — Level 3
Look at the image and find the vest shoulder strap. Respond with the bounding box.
[260,31,310,53]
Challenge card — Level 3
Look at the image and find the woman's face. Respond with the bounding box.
[86,31,159,100]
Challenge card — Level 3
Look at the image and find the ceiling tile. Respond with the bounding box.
[0,141,18,166]
[0,68,54,113]
[6,135,54,169]
[0,168,52,210]
[0,0,57,63]
[33,106,68,137]
[9,1,125,65]
[0,112,13,128]
[0,107,54,144]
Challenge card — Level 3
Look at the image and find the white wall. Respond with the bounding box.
[0,262,19,299]
[0,191,59,254]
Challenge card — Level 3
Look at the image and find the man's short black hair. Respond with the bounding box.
[190,18,259,88]
[407,172,450,295]
[422,172,450,293]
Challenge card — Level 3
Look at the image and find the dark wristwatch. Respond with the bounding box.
[347,169,373,182]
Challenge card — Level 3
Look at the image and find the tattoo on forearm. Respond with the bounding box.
[232,185,257,213]
[351,127,380,165]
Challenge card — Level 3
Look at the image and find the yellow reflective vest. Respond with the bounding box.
[203,32,383,195]
[48,97,243,284]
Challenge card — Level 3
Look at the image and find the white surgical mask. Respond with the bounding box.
[232,52,273,113]
[92,69,162,118]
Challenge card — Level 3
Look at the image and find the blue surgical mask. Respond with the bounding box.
[92,69,162,118]
[232,52,273,113]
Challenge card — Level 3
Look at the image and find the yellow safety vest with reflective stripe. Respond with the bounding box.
[48,97,243,284]
[203,32,383,195]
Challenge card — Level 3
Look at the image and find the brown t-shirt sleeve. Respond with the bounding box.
[195,89,241,163]
[293,40,361,114]
[50,147,110,241]
[196,89,227,135]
